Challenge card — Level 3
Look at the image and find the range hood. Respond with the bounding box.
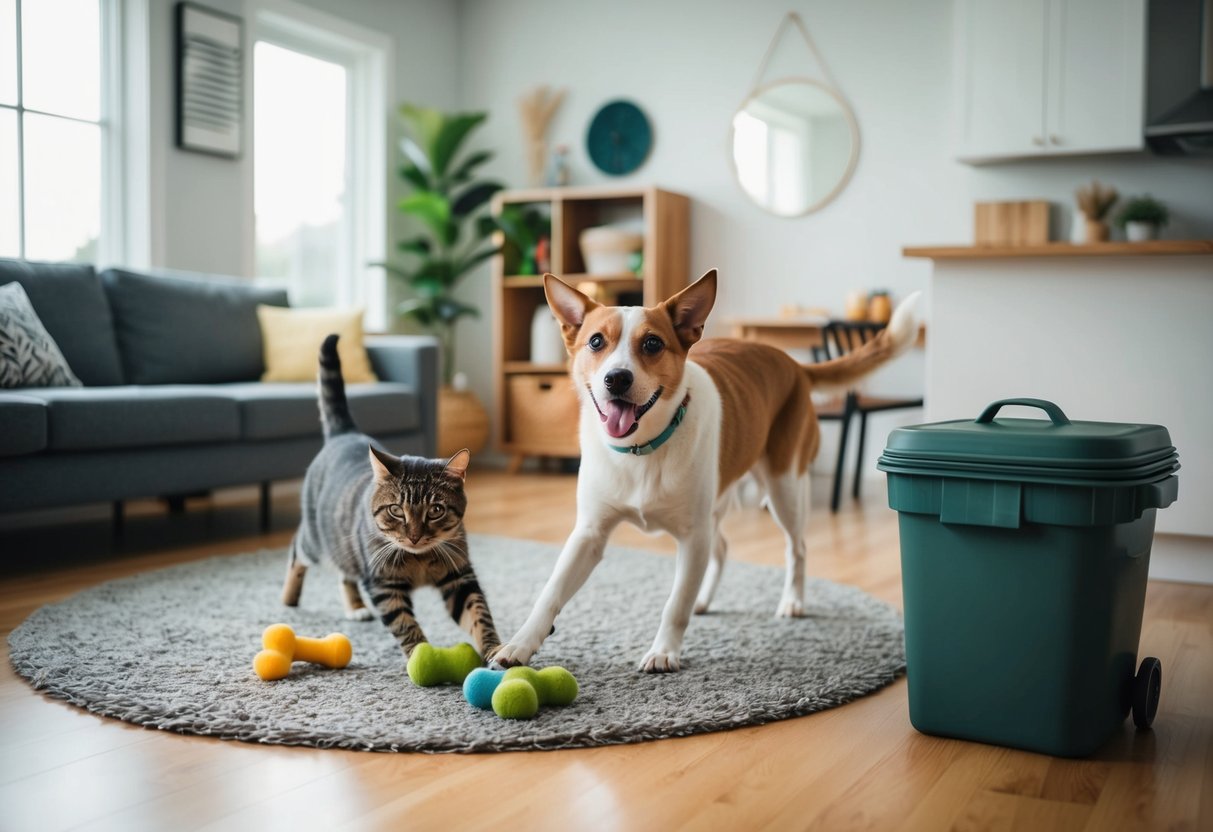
[1146,0,1213,154]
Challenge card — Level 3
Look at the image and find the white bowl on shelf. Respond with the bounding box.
[580,225,644,274]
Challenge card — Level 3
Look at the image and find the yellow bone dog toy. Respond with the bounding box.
[253,623,352,681]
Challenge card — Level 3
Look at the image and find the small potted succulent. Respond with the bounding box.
[1116,196,1170,242]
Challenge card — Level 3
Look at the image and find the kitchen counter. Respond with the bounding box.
[907,244,1213,583]
[903,240,1213,259]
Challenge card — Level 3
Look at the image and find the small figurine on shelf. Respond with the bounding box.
[546,144,570,187]
[534,235,551,274]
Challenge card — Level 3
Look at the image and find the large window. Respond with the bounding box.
[252,4,390,322]
[254,41,348,307]
[0,0,109,262]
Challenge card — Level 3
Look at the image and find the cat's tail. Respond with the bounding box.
[318,334,358,439]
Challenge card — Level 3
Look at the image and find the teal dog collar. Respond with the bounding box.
[610,394,691,456]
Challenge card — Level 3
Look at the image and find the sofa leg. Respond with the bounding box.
[260,481,272,532]
[112,500,125,538]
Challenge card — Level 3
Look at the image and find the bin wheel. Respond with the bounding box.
[1132,656,1162,729]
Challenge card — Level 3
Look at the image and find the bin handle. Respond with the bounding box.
[976,398,1071,427]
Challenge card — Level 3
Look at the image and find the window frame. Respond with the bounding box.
[249,0,392,327]
[0,0,135,266]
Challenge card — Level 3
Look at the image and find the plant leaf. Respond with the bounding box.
[399,164,430,191]
[399,138,432,181]
[396,297,437,327]
[475,214,500,238]
[435,297,480,325]
[368,261,412,281]
[397,237,431,256]
[399,192,451,240]
[448,149,494,184]
[454,245,501,278]
[432,112,487,177]
[494,210,535,250]
[399,104,444,158]
[452,182,504,218]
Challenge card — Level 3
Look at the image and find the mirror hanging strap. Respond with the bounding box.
[749,11,842,96]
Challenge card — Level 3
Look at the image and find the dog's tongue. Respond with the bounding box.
[602,399,637,438]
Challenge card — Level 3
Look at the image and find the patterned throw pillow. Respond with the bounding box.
[0,281,83,388]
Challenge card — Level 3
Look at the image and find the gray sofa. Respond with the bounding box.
[0,259,438,520]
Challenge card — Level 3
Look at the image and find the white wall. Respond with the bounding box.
[456,0,1213,476]
[140,0,1213,477]
[145,0,461,277]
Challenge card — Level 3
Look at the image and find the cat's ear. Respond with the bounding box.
[443,449,471,481]
[368,445,398,480]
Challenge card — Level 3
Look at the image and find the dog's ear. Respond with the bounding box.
[544,273,600,350]
[663,269,717,348]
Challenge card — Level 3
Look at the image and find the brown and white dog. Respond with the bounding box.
[491,269,920,672]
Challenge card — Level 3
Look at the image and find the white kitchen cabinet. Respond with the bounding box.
[953,0,1145,163]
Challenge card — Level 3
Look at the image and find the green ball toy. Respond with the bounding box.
[406,642,483,687]
[491,678,541,719]
[503,666,579,707]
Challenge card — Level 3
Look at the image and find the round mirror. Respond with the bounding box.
[731,79,859,217]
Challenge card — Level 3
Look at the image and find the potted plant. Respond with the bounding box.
[376,104,503,456]
[1074,180,1118,243]
[495,205,551,275]
[1116,195,1169,242]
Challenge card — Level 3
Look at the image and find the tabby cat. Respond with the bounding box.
[280,334,501,661]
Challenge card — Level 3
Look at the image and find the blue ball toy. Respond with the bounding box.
[463,667,506,710]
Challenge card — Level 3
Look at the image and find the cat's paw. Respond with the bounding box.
[344,607,374,622]
[488,642,534,669]
[638,649,681,673]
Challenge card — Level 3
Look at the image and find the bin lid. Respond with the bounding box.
[878,399,1178,484]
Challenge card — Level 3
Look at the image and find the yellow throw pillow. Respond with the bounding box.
[257,305,378,383]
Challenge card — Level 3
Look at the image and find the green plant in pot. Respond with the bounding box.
[377,104,503,385]
[496,205,551,275]
[376,105,503,457]
[1115,195,1169,242]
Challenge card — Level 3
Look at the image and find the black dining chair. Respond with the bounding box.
[812,320,923,512]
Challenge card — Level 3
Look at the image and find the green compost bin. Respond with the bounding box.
[877,398,1179,757]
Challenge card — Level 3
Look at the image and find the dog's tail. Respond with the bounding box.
[318,334,358,439]
[803,292,921,393]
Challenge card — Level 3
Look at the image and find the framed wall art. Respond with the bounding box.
[175,2,244,158]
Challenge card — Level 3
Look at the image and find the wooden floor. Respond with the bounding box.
[1,471,1210,831]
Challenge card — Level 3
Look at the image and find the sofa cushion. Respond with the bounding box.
[0,393,49,456]
[101,268,289,385]
[256,305,377,383]
[0,258,125,386]
[18,386,241,451]
[214,382,421,441]
[0,282,83,388]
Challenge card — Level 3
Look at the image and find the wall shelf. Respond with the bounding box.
[491,186,691,468]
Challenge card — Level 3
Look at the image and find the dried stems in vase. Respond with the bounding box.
[1075,180,1118,221]
[518,86,566,187]
[1075,180,1118,244]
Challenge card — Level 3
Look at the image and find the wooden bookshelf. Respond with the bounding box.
[490,185,691,470]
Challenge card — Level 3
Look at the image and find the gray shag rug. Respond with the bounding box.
[9,534,904,753]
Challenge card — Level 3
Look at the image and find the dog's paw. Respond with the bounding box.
[344,607,374,622]
[638,649,681,673]
[488,642,534,669]
[775,596,806,618]
[693,599,711,615]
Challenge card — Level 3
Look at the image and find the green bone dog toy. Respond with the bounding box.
[463,665,579,719]
[406,642,483,687]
